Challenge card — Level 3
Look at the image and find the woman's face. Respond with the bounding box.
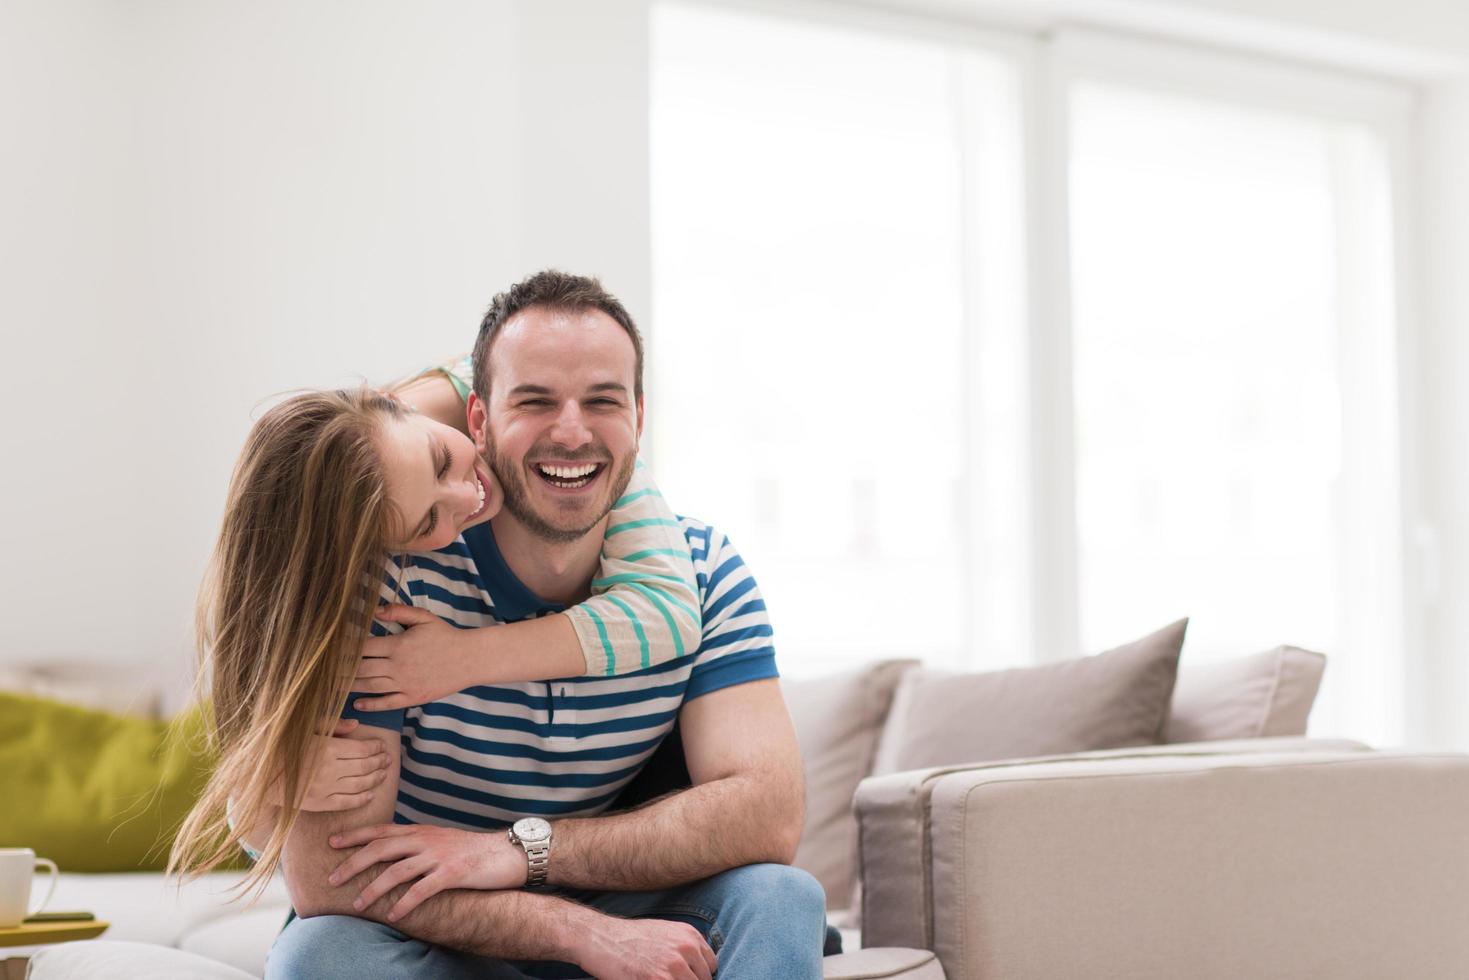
[376,413,503,551]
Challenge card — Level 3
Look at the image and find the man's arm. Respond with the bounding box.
[281,726,575,954]
[281,725,715,977]
[543,677,805,890]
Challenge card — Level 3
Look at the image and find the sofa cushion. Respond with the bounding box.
[822,947,945,979]
[28,940,257,979]
[1165,645,1325,742]
[33,872,288,950]
[871,619,1187,775]
[782,660,915,907]
[180,903,290,978]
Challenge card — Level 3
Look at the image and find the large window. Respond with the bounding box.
[650,3,1412,744]
[650,4,1028,674]
[1066,71,1405,744]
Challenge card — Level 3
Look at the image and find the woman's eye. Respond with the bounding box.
[437,446,454,480]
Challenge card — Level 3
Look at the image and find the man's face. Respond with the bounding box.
[468,306,643,543]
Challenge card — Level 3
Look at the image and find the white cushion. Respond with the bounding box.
[39,871,285,947]
[822,947,945,979]
[28,940,257,980]
[179,903,290,978]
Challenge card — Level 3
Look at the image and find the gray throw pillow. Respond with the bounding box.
[1164,645,1326,743]
[781,659,915,908]
[871,619,1187,776]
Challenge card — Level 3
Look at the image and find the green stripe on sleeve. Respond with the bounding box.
[582,605,617,677]
[593,572,689,588]
[619,548,694,564]
[614,487,664,508]
[627,583,686,659]
[604,594,652,670]
[606,518,682,537]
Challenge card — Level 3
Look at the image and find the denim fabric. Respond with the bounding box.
[266,863,827,980]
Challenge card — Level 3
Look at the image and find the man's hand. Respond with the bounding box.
[353,605,476,712]
[267,719,389,812]
[579,917,718,980]
[326,823,526,921]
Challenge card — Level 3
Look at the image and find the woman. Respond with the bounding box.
[169,379,698,893]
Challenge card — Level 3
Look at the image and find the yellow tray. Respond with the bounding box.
[0,920,109,947]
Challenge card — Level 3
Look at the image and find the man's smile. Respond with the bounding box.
[531,460,607,492]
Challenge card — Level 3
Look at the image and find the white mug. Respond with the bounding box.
[0,848,58,928]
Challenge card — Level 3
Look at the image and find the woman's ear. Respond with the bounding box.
[467,393,490,455]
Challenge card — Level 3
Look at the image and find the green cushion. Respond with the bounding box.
[0,691,218,872]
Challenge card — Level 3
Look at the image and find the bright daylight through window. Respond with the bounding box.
[650,3,1408,744]
[1068,77,1405,745]
[650,3,1027,676]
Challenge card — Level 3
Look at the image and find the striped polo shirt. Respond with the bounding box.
[345,516,777,830]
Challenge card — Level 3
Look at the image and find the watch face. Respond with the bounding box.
[513,817,552,843]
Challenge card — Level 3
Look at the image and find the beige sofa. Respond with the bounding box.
[855,738,1469,979]
[10,635,1469,979]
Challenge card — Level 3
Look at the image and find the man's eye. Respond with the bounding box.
[588,398,619,407]
[519,399,551,408]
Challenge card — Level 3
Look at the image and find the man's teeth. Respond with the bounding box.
[538,463,598,479]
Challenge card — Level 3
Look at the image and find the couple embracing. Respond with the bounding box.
[168,270,829,979]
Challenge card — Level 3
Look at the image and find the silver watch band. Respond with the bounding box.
[522,841,550,888]
[508,826,551,888]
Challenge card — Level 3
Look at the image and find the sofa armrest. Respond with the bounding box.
[863,745,1469,980]
[855,736,1369,953]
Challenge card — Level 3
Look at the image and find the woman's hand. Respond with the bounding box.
[326,823,526,920]
[352,605,478,712]
[267,719,389,812]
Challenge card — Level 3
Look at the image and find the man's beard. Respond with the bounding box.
[487,438,636,544]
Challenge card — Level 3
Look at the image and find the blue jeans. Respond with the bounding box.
[266,863,828,979]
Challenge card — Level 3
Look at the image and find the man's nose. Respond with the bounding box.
[549,401,592,448]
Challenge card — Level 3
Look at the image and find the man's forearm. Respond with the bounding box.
[544,679,807,892]
[326,870,594,961]
[546,769,803,892]
[286,792,609,962]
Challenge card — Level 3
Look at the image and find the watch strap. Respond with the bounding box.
[508,826,551,888]
[523,840,550,888]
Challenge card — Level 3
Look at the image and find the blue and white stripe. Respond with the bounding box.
[346,516,777,830]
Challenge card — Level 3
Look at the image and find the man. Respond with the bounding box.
[267,271,826,978]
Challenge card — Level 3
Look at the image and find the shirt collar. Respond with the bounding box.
[459,521,566,621]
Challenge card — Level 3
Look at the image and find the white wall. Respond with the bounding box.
[2,1,143,660]
[0,0,650,673]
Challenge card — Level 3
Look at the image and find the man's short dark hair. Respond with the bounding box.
[472,269,644,402]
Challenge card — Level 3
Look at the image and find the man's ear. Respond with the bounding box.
[635,395,644,443]
[467,393,490,455]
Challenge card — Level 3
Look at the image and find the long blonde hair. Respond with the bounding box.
[169,388,406,893]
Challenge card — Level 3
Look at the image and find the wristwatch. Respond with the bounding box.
[507,817,553,888]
